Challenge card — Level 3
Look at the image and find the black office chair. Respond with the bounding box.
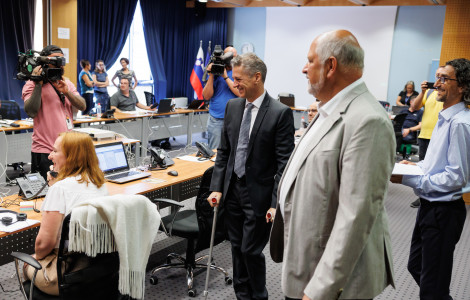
[144,91,156,107]
[11,214,121,300]
[0,100,26,175]
[0,99,21,120]
[149,166,232,297]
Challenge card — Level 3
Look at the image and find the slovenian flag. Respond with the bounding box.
[190,41,204,100]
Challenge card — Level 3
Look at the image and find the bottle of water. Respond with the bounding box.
[300,116,308,129]
[96,103,102,116]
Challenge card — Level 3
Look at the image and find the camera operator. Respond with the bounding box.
[202,46,240,150]
[22,45,86,180]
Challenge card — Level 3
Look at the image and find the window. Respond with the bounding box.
[108,1,152,85]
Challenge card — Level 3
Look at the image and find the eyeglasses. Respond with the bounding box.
[307,109,318,113]
[436,76,458,84]
[98,64,104,66]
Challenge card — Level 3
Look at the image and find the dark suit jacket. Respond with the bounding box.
[210,93,294,216]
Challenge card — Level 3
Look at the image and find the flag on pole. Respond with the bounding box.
[190,41,204,100]
[205,41,212,68]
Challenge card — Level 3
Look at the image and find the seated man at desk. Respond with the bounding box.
[396,97,423,153]
[295,101,318,136]
[110,78,155,112]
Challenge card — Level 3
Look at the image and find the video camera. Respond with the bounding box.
[16,50,65,82]
[207,45,234,76]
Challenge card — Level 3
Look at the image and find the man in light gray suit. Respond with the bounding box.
[270,30,396,300]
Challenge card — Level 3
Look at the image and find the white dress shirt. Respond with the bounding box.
[279,79,364,217]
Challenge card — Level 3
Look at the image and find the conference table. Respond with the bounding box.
[0,108,210,183]
[0,155,214,266]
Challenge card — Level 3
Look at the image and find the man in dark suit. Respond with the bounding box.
[208,53,295,300]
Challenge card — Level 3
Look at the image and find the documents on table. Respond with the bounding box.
[392,163,424,176]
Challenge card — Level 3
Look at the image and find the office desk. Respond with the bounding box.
[0,109,209,183]
[0,156,214,265]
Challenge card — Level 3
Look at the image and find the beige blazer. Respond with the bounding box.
[270,82,395,300]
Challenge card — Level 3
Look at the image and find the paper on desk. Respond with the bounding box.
[0,211,40,233]
[392,163,424,176]
[177,155,210,163]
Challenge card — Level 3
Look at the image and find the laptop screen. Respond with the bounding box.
[95,142,129,173]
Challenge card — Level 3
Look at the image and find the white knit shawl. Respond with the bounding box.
[68,194,161,299]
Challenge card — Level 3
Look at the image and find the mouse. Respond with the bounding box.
[167,170,178,176]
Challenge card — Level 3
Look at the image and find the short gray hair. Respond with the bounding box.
[231,53,267,83]
[316,34,364,73]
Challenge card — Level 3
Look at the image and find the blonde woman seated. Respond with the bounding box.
[24,132,108,295]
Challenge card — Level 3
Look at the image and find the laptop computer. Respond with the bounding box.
[157,98,172,113]
[392,105,407,115]
[188,100,206,109]
[95,142,151,184]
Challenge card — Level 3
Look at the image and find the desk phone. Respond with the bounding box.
[17,173,48,199]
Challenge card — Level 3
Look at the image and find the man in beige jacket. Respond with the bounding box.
[270,30,395,300]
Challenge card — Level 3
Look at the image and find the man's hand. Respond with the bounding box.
[399,160,416,165]
[390,174,403,184]
[52,79,69,94]
[206,63,213,73]
[420,80,428,92]
[207,192,222,207]
[402,128,410,138]
[266,208,276,223]
[302,295,311,300]
[31,66,44,84]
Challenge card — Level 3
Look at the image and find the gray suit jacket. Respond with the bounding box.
[270,82,395,299]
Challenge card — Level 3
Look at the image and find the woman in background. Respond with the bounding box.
[92,59,110,110]
[395,81,419,106]
[24,132,108,295]
[111,57,138,89]
[78,59,94,114]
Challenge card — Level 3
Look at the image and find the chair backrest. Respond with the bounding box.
[195,166,227,252]
[0,100,21,120]
[57,214,119,300]
[393,113,408,133]
[278,93,295,107]
[144,91,155,107]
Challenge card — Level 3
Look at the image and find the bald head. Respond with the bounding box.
[225,46,237,58]
[315,29,364,75]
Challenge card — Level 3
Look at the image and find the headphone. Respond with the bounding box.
[0,210,27,226]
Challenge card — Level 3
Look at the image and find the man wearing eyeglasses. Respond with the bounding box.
[407,67,445,208]
[295,102,318,137]
[391,58,470,300]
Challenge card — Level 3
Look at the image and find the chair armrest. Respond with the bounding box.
[151,198,184,208]
[11,252,42,270]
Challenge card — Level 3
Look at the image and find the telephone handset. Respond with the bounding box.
[150,147,175,170]
[17,173,49,199]
[195,142,215,160]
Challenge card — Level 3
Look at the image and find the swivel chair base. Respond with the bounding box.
[149,250,232,297]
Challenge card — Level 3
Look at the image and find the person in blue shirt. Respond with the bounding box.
[78,59,94,115]
[391,58,470,300]
[92,59,110,110]
[202,46,240,150]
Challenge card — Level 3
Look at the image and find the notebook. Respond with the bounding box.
[95,142,151,184]
[157,98,172,113]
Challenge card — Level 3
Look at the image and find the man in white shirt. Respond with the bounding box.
[270,29,395,300]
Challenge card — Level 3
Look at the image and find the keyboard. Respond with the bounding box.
[106,170,140,180]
